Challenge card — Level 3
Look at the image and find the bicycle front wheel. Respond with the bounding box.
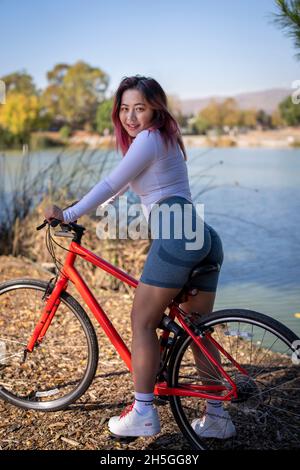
[169,309,300,450]
[0,279,99,411]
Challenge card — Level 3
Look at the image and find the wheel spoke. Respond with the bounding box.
[0,281,98,411]
[169,310,300,450]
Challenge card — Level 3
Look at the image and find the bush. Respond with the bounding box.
[0,128,23,149]
[30,133,64,150]
[59,125,71,140]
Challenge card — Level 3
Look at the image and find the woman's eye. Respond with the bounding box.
[120,107,144,112]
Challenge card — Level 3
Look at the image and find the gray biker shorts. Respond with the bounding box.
[140,196,224,291]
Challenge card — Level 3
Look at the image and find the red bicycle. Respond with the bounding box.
[0,220,299,450]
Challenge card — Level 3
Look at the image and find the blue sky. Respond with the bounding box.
[0,0,299,99]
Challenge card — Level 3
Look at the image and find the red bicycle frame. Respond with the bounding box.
[26,239,247,402]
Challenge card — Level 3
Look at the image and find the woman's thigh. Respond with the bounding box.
[131,281,181,330]
[180,290,216,316]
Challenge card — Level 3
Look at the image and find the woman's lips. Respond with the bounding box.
[127,125,139,130]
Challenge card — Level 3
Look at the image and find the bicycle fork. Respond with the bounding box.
[23,276,68,361]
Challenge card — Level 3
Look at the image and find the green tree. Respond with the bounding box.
[273,1,300,59]
[256,109,272,128]
[96,98,114,135]
[192,114,210,134]
[0,71,37,96]
[42,61,109,128]
[279,95,300,124]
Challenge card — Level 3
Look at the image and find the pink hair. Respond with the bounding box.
[111,75,187,160]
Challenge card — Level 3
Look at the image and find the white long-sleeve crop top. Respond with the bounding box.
[63,129,192,223]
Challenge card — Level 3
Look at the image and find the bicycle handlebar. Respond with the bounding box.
[36,219,62,230]
[37,201,80,231]
[36,219,85,242]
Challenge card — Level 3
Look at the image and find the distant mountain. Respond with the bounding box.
[179,88,291,116]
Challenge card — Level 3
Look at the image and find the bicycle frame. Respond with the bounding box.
[26,239,245,402]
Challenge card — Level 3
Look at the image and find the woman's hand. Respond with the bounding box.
[44,205,64,224]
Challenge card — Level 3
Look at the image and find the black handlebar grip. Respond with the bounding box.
[36,218,62,230]
[50,219,62,227]
[36,221,47,230]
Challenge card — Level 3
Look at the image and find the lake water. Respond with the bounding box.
[1,146,300,335]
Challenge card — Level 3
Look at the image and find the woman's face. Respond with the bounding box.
[119,88,154,137]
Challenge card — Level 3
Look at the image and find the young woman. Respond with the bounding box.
[44,75,235,439]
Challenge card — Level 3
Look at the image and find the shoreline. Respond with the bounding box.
[2,127,300,153]
[184,126,300,148]
[69,127,300,149]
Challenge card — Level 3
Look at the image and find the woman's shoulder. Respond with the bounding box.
[136,128,160,139]
[134,128,161,148]
[136,128,179,156]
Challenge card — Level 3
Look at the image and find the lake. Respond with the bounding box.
[1,146,300,335]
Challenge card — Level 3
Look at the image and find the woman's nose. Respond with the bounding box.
[127,110,137,121]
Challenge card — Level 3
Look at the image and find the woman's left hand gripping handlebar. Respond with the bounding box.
[44,204,64,224]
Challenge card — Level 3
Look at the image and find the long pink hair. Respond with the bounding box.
[111,75,187,160]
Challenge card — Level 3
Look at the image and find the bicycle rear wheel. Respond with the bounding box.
[0,278,99,411]
[168,309,300,450]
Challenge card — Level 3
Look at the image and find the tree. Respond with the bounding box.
[273,0,300,59]
[195,98,240,133]
[221,98,240,128]
[192,114,210,134]
[96,98,114,135]
[42,61,109,128]
[0,71,37,96]
[279,95,300,124]
[239,109,257,128]
[256,109,272,128]
[0,92,40,140]
[199,99,221,128]
[271,109,284,127]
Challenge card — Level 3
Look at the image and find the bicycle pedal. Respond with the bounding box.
[154,396,169,406]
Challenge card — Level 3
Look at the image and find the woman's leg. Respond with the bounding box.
[130,281,181,393]
[180,291,236,438]
[108,281,182,437]
[180,290,222,386]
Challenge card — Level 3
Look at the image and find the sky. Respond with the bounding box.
[0,0,299,100]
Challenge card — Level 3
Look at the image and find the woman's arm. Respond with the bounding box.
[63,130,157,223]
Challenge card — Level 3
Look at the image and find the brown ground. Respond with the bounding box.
[0,255,187,451]
[1,255,299,451]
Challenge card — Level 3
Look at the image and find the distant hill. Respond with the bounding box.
[179,88,291,116]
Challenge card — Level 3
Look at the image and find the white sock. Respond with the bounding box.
[134,392,154,415]
[206,400,225,417]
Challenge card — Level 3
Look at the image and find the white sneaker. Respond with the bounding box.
[192,411,236,439]
[108,403,161,437]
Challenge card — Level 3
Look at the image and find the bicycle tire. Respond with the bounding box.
[0,278,99,411]
[168,308,300,450]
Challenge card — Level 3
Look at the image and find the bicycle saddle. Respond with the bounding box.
[174,262,220,304]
